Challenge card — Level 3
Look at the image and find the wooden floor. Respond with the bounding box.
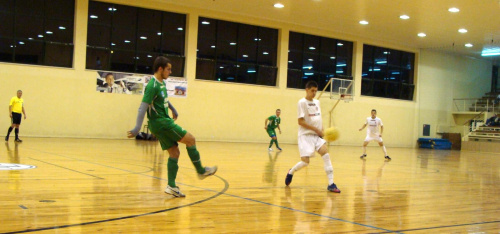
[1,138,499,233]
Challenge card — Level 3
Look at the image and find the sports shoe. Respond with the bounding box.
[5,136,8,142]
[268,148,273,151]
[15,138,22,142]
[327,183,341,193]
[198,166,218,180]
[360,154,367,159]
[277,147,282,151]
[285,169,293,186]
[385,155,391,160]
[164,185,185,197]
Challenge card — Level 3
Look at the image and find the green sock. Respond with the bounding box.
[275,139,280,148]
[186,145,205,174]
[167,157,179,187]
[269,139,274,148]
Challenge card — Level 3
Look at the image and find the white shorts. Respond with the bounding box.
[364,134,383,143]
[298,134,326,157]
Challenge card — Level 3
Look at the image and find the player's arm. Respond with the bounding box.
[298,118,323,137]
[277,124,281,134]
[127,102,149,138]
[22,106,26,119]
[359,123,367,131]
[264,118,269,129]
[8,105,12,118]
[168,101,178,120]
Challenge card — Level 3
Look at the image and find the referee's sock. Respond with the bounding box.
[6,127,13,137]
[15,128,19,139]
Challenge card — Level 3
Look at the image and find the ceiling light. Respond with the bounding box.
[230,42,236,45]
[263,52,269,55]
[108,7,117,12]
[59,26,66,30]
[458,28,467,33]
[309,47,316,50]
[28,38,33,40]
[147,55,152,58]
[359,20,369,25]
[38,34,43,38]
[399,15,410,20]
[330,56,335,59]
[19,41,24,45]
[90,15,98,19]
[211,45,216,48]
[481,47,500,56]
[464,43,473,47]
[46,31,53,34]
[274,3,284,8]
[157,32,162,35]
[140,36,147,39]
[201,21,210,25]
[288,61,293,63]
[242,55,248,57]
[448,7,460,13]
[418,33,426,37]
[124,40,130,43]
[337,43,343,46]
[177,27,183,31]
[308,59,314,61]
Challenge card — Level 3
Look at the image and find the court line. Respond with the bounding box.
[28,157,104,179]
[2,176,229,234]
[20,147,400,233]
[373,220,500,233]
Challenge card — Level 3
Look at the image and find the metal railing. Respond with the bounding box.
[453,98,497,113]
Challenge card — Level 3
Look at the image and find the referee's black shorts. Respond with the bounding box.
[11,112,22,125]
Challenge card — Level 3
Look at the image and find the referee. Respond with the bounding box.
[6,90,26,142]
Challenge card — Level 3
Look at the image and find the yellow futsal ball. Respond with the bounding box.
[324,127,340,142]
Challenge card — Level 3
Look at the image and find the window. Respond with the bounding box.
[0,0,75,67]
[196,17,278,86]
[287,32,353,90]
[361,45,415,100]
[86,1,186,76]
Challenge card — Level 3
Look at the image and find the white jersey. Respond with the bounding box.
[366,117,383,136]
[298,98,322,136]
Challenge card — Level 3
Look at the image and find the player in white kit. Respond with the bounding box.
[359,109,391,160]
[284,81,340,193]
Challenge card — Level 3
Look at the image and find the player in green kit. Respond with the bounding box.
[265,109,282,151]
[128,56,217,197]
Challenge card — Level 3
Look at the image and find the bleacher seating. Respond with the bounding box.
[468,92,500,112]
[468,126,500,141]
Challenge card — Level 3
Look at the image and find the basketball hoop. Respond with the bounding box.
[340,94,352,103]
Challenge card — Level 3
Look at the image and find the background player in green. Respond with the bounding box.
[265,109,282,151]
[127,56,217,197]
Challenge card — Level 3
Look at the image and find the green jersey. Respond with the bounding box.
[142,77,171,121]
[267,115,280,129]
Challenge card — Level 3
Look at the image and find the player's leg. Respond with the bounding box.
[152,128,185,197]
[5,123,14,141]
[12,113,21,142]
[267,129,276,150]
[318,141,340,193]
[274,135,282,151]
[177,130,217,179]
[360,140,369,158]
[285,135,312,186]
[378,140,390,160]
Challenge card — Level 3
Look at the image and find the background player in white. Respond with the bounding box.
[359,109,391,160]
[285,81,340,193]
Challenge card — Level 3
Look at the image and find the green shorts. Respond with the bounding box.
[148,118,187,150]
[267,128,276,137]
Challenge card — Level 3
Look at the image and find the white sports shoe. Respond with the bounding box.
[198,166,218,180]
[268,148,273,151]
[164,185,186,197]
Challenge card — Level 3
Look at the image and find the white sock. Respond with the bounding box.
[322,153,334,185]
[382,146,387,156]
[362,146,367,155]
[289,161,308,175]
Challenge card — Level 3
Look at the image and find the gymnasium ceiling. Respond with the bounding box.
[158,0,500,60]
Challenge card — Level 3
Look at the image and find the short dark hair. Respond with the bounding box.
[153,56,171,73]
[305,81,318,89]
[371,109,377,112]
[276,109,281,111]
[105,73,113,78]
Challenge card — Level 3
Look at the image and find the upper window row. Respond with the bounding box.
[0,0,415,100]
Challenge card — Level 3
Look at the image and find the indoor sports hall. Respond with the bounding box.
[1,0,499,233]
